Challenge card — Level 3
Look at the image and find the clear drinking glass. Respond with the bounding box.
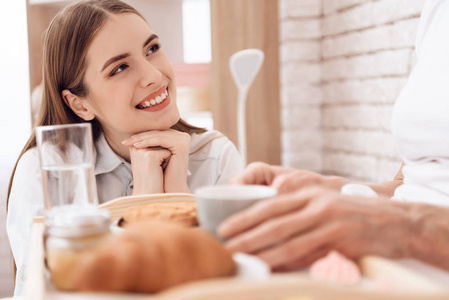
[35,124,99,214]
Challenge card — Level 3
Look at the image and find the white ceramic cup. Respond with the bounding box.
[194,185,277,239]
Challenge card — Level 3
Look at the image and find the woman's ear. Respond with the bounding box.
[61,90,95,121]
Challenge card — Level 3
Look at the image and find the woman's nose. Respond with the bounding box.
[138,59,162,87]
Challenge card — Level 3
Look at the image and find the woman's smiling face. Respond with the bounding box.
[81,13,179,141]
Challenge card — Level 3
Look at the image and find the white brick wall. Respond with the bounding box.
[279,0,426,182]
[279,0,323,173]
[322,19,420,58]
[323,49,412,81]
[281,41,321,62]
[323,77,407,104]
[280,0,322,18]
[322,0,369,15]
[322,0,423,36]
[323,129,398,158]
[322,105,392,130]
[281,19,321,41]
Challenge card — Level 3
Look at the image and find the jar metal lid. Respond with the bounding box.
[46,205,111,238]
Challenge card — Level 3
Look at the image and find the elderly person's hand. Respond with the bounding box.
[218,187,449,272]
[229,162,404,197]
[229,162,347,194]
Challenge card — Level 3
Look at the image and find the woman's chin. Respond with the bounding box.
[168,114,181,127]
[152,119,180,131]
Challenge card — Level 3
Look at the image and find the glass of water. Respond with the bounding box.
[35,123,99,216]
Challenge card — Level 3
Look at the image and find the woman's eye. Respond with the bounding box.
[146,43,161,56]
[110,64,128,76]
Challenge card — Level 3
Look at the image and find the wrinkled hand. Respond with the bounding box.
[124,130,191,193]
[230,162,347,194]
[218,187,414,271]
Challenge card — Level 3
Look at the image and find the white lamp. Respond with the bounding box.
[229,48,264,166]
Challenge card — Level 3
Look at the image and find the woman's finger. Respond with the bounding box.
[123,130,175,144]
[133,136,172,148]
[130,147,172,165]
[123,130,190,151]
[130,147,173,194]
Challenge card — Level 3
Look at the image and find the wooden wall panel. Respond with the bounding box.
[26,3,60,92]
[210,0,280,165]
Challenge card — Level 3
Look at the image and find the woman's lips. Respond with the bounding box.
[136,86,168,109]
[137,90,171,112]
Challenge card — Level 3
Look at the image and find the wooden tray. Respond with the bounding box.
[24,211,449,300]
[157,273,449,300]
[99,193,196,221]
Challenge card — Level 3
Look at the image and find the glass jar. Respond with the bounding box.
[45,206,111,290]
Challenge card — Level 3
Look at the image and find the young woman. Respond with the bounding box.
[7,0,243,295]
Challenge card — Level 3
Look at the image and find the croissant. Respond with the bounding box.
[49,220,236,293]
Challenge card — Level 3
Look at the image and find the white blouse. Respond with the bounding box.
[7,129,243,296]
[392,0,449,205]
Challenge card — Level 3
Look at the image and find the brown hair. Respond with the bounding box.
[7,0,205,209]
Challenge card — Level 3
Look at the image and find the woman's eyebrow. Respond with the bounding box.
[100,35,159,73]
[143,34,159,48]
[101,53,130,72]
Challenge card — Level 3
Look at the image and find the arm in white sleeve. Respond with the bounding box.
[215,138,244,185]
[6,148,45,297]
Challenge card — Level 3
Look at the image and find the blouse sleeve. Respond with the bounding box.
[6,148,45,297]
[215,137,245,185]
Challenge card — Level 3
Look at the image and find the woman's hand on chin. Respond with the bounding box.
[129,146,172,194]
[124,129,191,193]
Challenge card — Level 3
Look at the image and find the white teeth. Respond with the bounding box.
[137,88,168,109]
